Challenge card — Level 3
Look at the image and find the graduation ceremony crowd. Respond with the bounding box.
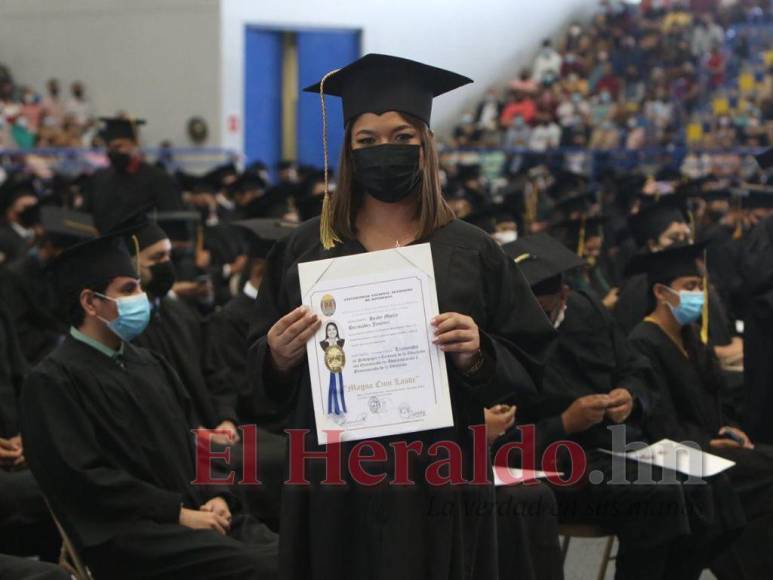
[1,1,773,579]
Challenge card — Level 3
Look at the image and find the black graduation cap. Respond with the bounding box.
[296,195,324,222]
[456,164,482,183]
[232,218,298,259]
[40,206,97,247]
[654,166,683,182]
[554,215,607,255]
[548,170,590,198]
[502,233,584,295]
[755,147,773,170]
[227,172,267,196]
[551,191,596,219]
[0,174,37,214]
[613,174,648,205]
[693,188,734,203]
[740,188,773,209]
[303,53,473,127]
[627,194,688,247]
[175,171,213,195]
[50,232,138,299]
[154,211,201,242]
[98,117,146,143]
[463,203,519,234]
[204,163,239,190]
[627,242,706,286]
[107,208,169,254]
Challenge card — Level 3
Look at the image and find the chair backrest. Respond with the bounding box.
[44,498,94,580]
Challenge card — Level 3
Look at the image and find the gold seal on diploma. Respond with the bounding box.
[320,294,337,317]
[324,344,346,373]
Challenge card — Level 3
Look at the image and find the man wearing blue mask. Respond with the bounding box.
[502,234,738,580]
[629,243,773,579]
[20,233,278,579]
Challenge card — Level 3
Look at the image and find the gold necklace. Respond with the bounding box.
[644,316,689,358]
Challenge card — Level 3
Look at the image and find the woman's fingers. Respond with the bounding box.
[277,311,319,347]
[288,318,322,351]
[433,329,471,345]
[272,307,309,339]
[432,313,474,334]
[439,340,478,353]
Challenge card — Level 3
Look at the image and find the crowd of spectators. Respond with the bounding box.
[0,67,95,149]
[451,0,772,161]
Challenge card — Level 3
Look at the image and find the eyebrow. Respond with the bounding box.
[391,125,414,133]
[354,124,415,137]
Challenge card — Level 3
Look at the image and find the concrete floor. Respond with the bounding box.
[562,536,718,580]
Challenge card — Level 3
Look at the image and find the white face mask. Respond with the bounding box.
[553,303,567,329]
[492,230,518,245]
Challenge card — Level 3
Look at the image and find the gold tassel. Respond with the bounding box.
[196,224,204,256]
[700,249,709,345]
[576,215,586,257]
[131,234,141,277]
[525,182,538,232]
[732,196,743,240]
[318,68,342,250]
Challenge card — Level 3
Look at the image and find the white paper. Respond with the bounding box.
[601,438,736,478]
[493,464,563,487]
[298,243,453,445]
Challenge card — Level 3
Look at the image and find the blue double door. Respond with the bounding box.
[244,27,361,171]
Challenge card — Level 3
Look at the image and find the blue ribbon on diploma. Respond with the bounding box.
[327,372,347,415]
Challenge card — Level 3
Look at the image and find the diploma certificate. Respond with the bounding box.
[299,243,453,444]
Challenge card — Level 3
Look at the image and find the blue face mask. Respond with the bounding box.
[96,292,151,341]
[666,287,704,326]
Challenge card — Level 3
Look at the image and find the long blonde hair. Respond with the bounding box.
[326,113,455,242]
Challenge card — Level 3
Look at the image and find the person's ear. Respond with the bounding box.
[653,283,672,305]
[80,289,100,318]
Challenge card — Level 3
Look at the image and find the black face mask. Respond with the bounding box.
[108,151,132,172]
[352,144,422,203]
[146,261,176,298]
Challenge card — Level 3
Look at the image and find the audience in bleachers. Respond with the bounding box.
[453,0,772,156]
[0,74,95,149]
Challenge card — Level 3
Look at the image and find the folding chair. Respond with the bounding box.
[559,523,616,580]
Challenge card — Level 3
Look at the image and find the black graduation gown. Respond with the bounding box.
[5,253,64,364]
[0,555,70,580]
[210,290,287,525]
[702,225,745,323]
[85,162,183,233]
[629,321,773,578]
[134,296,236,429]
[738,216,773,443]
[211,290,283,430]
[503,291,720,580]
[517,290,652,454]
[614,272,733,346]
[494,483,563,580]
[0,223,30,265]
[0,303,27,439]
[564,262,614,305]
[247,217,555,580]
[0,303,60,562]
[21,336,279,579]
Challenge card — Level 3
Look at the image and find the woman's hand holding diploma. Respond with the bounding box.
[431,312,482,373]
[268,306,322,373]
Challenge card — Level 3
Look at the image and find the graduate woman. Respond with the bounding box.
[247,54,555,580]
